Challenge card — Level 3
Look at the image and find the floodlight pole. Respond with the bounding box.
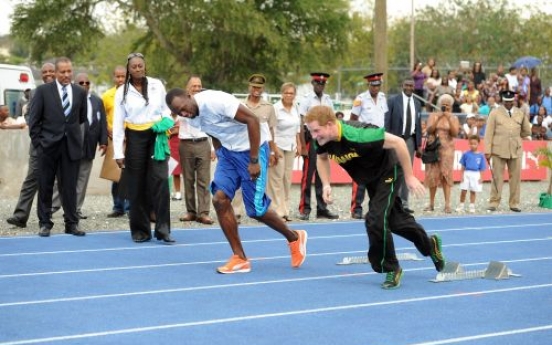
[410,0,415,70]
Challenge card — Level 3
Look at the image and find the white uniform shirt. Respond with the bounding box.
[273,100,301,151]
[188,90,270,152]
[298,92,334,116]
[351,91,388,127]
[112,77,171,159]
[402,93,416,136]
[178,116,209,140]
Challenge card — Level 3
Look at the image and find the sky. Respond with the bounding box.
[1,0,551,36]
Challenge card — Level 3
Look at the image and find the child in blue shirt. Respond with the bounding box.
[456,135,487,213]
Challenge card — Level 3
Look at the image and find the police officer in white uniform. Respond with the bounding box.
[349,73,388,218]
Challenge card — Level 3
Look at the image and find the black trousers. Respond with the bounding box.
[12,145,39,222]
[350,182,367,214]
[298,139,328,215]
[364,166,432,273]
[125,129,171,239]
[37,138,80,229]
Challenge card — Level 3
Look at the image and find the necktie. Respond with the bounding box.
[508,110,511,117]
[62,85,70,117]
[404,97,412,138]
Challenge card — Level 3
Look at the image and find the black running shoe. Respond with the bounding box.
[381,268,403,290]
[430,234,446,272]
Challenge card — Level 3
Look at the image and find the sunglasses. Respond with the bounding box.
[78,81,90,86]
[127,52,144,60]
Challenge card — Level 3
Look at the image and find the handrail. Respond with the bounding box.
[412,92,438,110]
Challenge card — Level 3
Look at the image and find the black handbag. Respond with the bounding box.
[421,135,440,164]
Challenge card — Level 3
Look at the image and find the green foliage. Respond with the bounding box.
[130,0,352,91]
[535,146,552,195]
[11,0,105,62]
[9,0,552,98]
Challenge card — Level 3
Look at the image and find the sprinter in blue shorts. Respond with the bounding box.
[304,105,445,289]
[166,88,307,274]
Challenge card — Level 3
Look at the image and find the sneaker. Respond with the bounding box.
[381,268,403,290]
[289,230,308,268]
[216,255,251,274]
[430,234,446,272]
[455,205,465,213]
[468,204,476,213]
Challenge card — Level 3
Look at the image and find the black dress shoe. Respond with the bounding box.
[78,213,88,220]
[297,213,310,221]
[38,226,51,237]
[510,207,521,212]
[133,236,151,243]
[316,210,339,219]
[154,231,175,243]
[65,226,86,236]
[7,217,27,228]
[487,206,497,212]
[404,207,415,214]
[107,211,125,218]
[351,212,363,219]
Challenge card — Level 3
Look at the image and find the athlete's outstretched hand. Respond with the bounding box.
[406,175,425,198]
[322,185,333,204]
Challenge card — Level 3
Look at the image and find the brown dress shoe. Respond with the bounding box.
[196,215,214,225]
[179,213,197,222]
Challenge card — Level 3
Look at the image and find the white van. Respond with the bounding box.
[0,63,36,117]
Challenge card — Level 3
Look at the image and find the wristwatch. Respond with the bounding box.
[250,157,259,164]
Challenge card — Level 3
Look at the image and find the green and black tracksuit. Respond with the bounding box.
[316,121,433,273]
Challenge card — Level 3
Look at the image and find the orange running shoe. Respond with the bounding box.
[216,255,251,274]
[289,230,308,268]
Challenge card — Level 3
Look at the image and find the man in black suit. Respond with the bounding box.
[51,73,108,218]
[384,78,422,213]
[28,57,88,237]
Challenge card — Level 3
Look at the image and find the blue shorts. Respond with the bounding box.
[210,142,271,217]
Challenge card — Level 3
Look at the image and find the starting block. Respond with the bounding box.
[336,252,423,265]
[431,261,521,282]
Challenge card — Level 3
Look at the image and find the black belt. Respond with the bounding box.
[180,137,208,142]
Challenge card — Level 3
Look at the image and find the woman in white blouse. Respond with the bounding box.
[113,53,174,243]
[267,83,302,221]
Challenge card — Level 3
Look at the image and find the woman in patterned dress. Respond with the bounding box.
[424,94,460,213]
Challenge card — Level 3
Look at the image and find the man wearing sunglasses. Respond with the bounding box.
[52,73,108,219]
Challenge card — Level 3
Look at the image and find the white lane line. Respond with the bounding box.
[0,283,551,345]
[0,233,550,279]
[406,324,552,345]
[0,238,551,279]
[1,233,551,259]
[1,256,551,307]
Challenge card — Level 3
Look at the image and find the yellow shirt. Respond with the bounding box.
[101,86,117,131]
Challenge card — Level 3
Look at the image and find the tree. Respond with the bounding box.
[11,0,105,62]
[11,0,351,91]
[388,0,552,71]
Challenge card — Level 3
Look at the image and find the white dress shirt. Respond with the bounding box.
[273,100,301,151]
[112,77,171,159]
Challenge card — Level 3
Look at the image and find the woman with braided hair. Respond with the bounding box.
[113,52,175,243]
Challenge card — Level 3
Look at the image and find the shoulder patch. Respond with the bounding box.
[353,100,361,107]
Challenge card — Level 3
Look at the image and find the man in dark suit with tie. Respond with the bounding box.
[384,78,423,213]
[28,57,88,237]
[52,73,108,218]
